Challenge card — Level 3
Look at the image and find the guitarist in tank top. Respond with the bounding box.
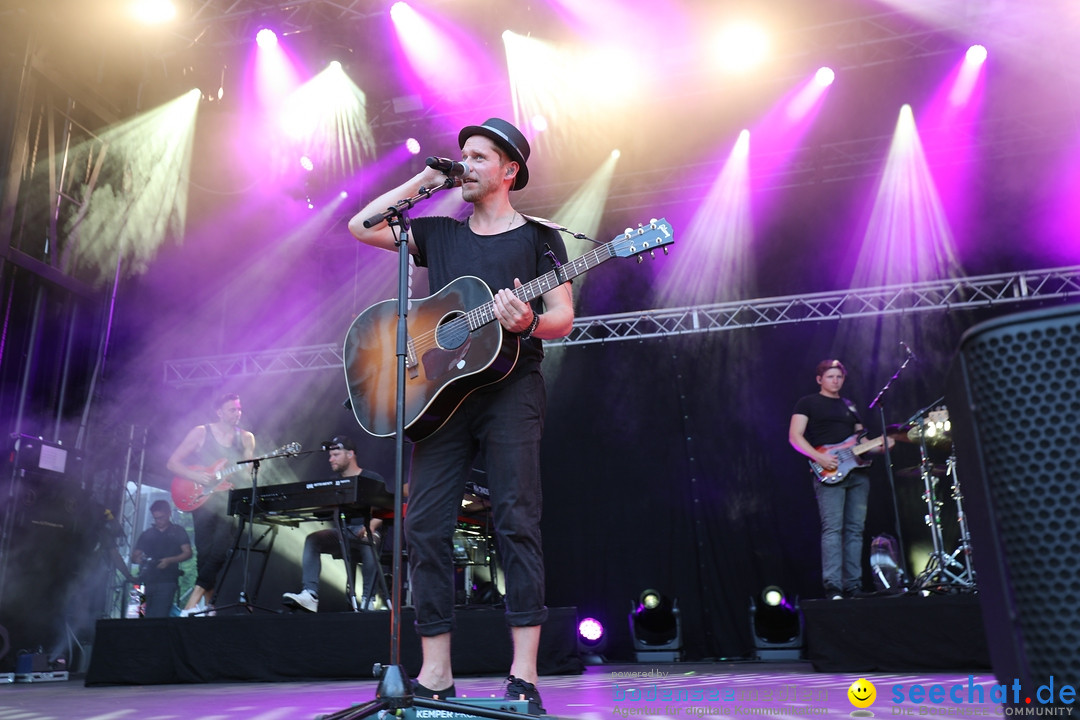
[167,393,256,615]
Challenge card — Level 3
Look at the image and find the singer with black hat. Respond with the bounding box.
[348,118,574,710]
[282,435,387,612]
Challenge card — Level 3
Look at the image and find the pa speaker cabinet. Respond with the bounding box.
[946,303,1080,702]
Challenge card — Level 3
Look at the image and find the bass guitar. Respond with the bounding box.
[810,434,884,484]
[344,218,674,441]
[171,441,301,511]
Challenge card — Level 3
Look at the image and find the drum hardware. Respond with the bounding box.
[906,402,976,593]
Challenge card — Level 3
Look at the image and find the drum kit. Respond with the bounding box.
[888,398,977,593]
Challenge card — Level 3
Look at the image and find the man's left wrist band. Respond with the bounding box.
[520,312,541,340]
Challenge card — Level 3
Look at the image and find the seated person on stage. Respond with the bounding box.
[283,435,387,612]
[131,500,193,618]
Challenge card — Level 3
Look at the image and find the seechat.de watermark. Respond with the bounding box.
[852,676,1078,716]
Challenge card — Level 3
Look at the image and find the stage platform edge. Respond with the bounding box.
[86,606,583,685]
[803,592,991,672]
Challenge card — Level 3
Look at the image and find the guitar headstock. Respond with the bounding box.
[276,442,302,456]
[610,218,674,261]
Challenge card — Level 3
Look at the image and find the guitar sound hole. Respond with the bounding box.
[435,313,469,350]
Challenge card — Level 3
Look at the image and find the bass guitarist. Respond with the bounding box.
[788,359,889,600]
[348,118,573,710]
[167,392,255,616]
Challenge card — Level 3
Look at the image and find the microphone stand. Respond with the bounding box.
[213,447,308,615]
[322,182,539,720]
[868,353,915,590]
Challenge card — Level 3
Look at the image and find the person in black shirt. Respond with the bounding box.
[349,118,573,709]
[131,500,192,618]
[282,436,386,613]
[789,359,888,599]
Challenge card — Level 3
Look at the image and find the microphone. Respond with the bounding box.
[425,156,470,178]
[900,341,918,362]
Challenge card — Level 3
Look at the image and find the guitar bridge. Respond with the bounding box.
[406,336,418,379]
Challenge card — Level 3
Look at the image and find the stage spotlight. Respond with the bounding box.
[749,585,803,661]
[965,44,987,65]
[713,21,770,74]
[405,138,421,155]
[628,589,683,662]
[299,155,314,172]
[733,129,750,159]
[256,28,278,48]
[814,66,835,87]
[132,0,176,24]
[577,617,608,665]
[390,1,411,23]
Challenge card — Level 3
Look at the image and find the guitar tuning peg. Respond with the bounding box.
[663,247,669,255]
[649,218,658,226]
[650,250,656,258]
[636,255,644,264]
[624,228,633,235]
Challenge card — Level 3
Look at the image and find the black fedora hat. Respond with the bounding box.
[458,117,530,190]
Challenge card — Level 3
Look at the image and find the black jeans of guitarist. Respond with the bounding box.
[191,496,235,595]
[406,371,549,636]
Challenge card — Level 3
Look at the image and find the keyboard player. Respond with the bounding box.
[282,436,386,612]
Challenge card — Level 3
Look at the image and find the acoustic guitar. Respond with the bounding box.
[344,218,674,441]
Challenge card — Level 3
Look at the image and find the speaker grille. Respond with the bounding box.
[959,307,1080,681]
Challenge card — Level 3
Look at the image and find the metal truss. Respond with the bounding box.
[163,265,1080,386]
[555,266,1080,347]
[166,0,381,49]
[164,342,346,385]
[163,2,975,62]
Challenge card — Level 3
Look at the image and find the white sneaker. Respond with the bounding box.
[282,589,318,613]
[362,597,387,611]
[180,599,212,617]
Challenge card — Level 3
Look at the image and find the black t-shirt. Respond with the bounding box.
[793,393,862,447]
[411,216,568,380]
[134,523,191,582]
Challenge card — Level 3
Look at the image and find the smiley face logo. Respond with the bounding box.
[848,678,877,708]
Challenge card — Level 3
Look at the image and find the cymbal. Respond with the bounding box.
[895,464,948,479]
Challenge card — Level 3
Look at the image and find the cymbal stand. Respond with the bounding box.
[911,434,972,592]
[943,452,976,589]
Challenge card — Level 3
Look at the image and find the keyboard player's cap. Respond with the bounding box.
[322,435,356,452]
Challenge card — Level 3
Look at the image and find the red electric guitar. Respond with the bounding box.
[810,434,885,484]
[170,441,300,511]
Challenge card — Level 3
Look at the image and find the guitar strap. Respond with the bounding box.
[519,213,592,242]
[843,398,862,424]
[519,213,594,286]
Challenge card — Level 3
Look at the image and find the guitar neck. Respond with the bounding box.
[466,244,614,330]
[853,437,884,456]
[215,463,243,482]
